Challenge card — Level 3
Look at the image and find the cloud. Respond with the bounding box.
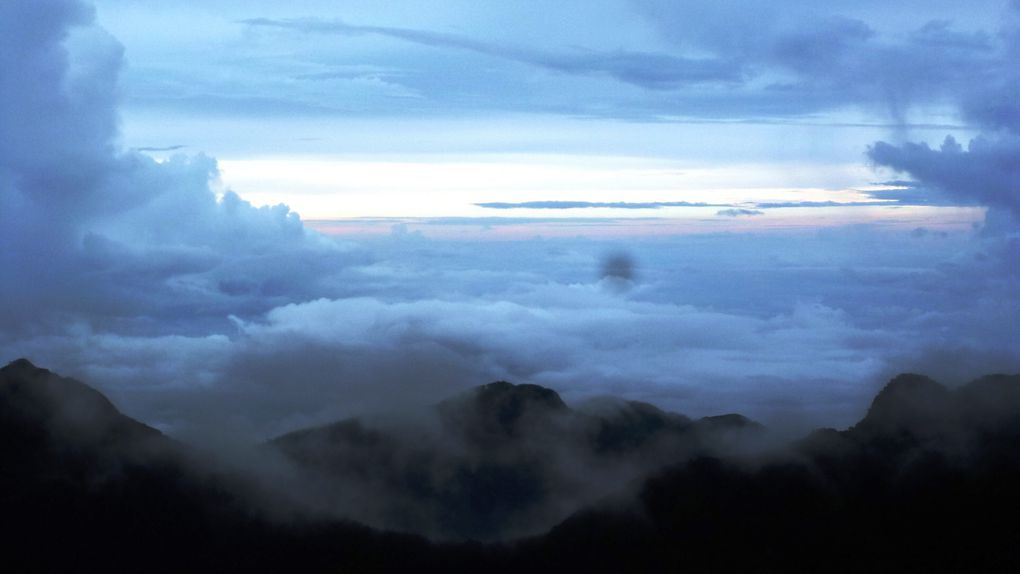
[242,17,742,90]
[3,0,1020,458]
[476,200,889,211]
[866,6,1020,224]
[10,226,1013,440]
[81,2,1011,126]
[132,144,187,152]
[632,1,1003,123]
[716,208,764,217]
[869,135,1020,219]
[751,201,884,208]
[0,0,359,333]
[475,201,724,210]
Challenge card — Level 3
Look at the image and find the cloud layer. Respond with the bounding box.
[0,0,359,335]
[2,0,1020,450]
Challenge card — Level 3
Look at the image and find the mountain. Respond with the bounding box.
[269,379,762,540]
[520,373,1020,572]
[5,358,1020,572]
[0,357,165,466]
[0,359,470,572]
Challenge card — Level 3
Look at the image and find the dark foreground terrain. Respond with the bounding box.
[3,358,1020,572]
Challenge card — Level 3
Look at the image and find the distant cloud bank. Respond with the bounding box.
[2,0,1019,446]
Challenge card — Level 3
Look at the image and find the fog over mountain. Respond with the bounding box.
[4,359,1020,571]
[267,379,765,540]
[4,0,1020,569]
[3,0,1020,445]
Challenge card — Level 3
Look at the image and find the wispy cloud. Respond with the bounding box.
[474,200,727,210]
[716,208,764,217]
[475,200,890,210]
[241,17,742,90]
[4,0,1020,451]
[133,145,187,152]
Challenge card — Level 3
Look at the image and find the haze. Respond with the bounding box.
[2,0,1019,442]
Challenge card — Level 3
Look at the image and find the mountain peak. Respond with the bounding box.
[696,413,762,430]
[473,381,567,409]
[438,381,568,443]
[0,358,161,444]
[852,373,951,440]
[866,373,948,416]
[2,357,41,373]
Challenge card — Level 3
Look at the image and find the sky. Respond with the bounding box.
[2,0,1020,441]
[91,0,1001,221]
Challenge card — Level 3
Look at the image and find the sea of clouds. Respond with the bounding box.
[2,0,1020,444]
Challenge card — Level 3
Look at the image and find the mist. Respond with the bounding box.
[4,0,1020,568]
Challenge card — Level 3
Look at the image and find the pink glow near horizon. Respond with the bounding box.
[307,206,985,240]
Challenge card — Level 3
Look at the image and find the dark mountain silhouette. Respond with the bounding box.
[5,359,1020,572]
[518,373,1020,572]
[269,379,762,540]
[0,359,480,572]
[437,381,569,445]
[583,398,691,454]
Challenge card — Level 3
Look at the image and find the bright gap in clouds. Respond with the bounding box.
[5,0,1020,446]
[209,156,983,237]
[302,206,984,239]
[214,156,879,219]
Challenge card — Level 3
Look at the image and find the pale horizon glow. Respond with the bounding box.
[5,0,1020,449]
[213,155,887,220]
[304,205,985,239]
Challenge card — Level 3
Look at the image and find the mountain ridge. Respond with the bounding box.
[5,358,1020,572]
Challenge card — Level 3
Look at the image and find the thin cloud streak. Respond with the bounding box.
[475,200,892,210]
[475,201,728,210]
[241,17,743,90]
[2,0,1019,453]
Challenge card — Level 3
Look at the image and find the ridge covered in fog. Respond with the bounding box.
[6,0,1020,571]
[4,358,1020,571]
[268,379,764,540]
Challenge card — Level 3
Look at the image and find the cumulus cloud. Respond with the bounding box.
[865,3,1020,224]
[0,0,359,334]
[9,227,1018,443]
[869,135,1020,218]
[3,0,1020,453]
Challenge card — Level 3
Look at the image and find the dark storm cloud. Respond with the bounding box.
[242,17,743,90]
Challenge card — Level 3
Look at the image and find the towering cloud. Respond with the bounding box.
[867,3,1020,225]
[3,0,1020,446]
[0,0,353,332]
[869,135,1020,221]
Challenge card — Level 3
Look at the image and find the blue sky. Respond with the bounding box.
[90,0,1006,222]
[2,0,1020,441]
